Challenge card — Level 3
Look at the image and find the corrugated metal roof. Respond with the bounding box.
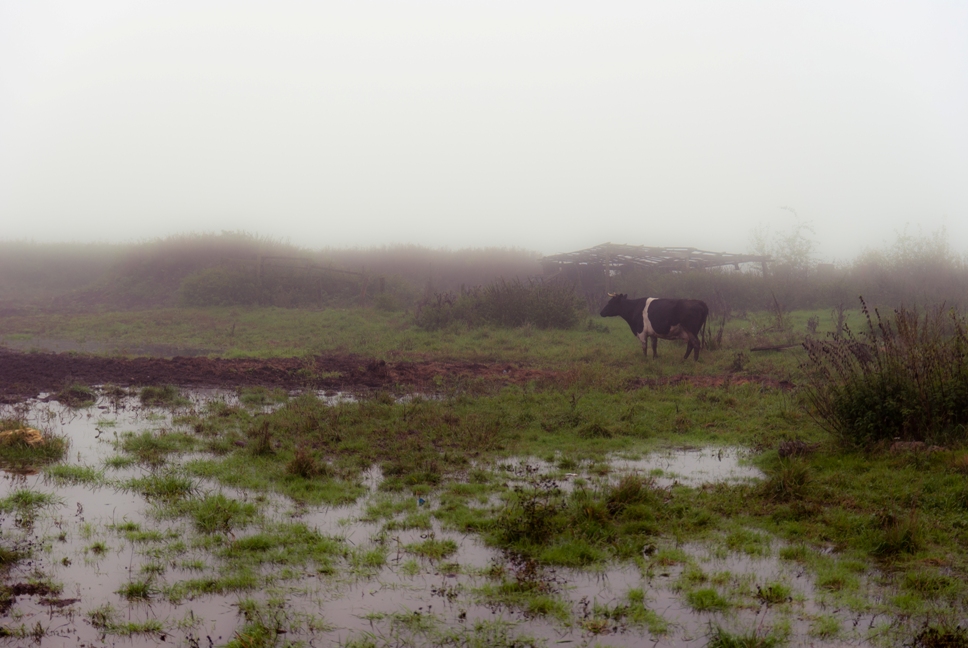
[542,243,769,271]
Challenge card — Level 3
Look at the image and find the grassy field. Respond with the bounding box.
[2,305,967,647]
[0,304,843,366]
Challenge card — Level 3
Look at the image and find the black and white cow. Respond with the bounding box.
[600,293,709,361]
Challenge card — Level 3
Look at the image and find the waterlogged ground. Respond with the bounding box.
[0,391,906,647]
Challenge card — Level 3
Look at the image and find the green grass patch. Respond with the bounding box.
[220,522,343,573]
[404,537,458,561]
[55,383,97,407]
[139,385,187,407]
[122,472,196,501]
[116,577,157,601]
[88,603,164,635]
[686,587,731,612]
[0,490,61,521]
[44,464,104,485]
[117,430,197,465]
[170,492,259,534]
[0,428,67,471]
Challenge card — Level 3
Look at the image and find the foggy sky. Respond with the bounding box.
[2,1,967,262]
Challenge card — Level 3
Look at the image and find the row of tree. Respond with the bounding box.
[0,227,964,312]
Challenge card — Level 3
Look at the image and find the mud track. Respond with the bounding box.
[0,349,559,402]
[0,349,793,403]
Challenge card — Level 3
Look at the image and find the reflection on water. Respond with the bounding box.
[0,392,882,647]
[613,446,763,487]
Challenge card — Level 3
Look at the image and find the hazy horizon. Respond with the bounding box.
[3,2,967,263]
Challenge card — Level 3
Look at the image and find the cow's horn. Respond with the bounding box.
[607,292,617,297]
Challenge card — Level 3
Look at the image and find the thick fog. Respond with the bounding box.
[2,1,966,261]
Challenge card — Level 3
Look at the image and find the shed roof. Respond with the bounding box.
[542,243,769,272]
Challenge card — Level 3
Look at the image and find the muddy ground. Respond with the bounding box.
[0,348,794,403]
[0,349,556,402]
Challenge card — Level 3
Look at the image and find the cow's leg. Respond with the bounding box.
[651,335,658,359]
[684,331,701,361]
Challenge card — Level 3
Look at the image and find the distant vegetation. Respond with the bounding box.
[1,228,965,325]
[0,232,541,312]
[413,279,585,331]
[612,226,968,315]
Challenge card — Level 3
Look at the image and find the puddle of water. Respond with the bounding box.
[0,392,894,647]
[613,447,763,487]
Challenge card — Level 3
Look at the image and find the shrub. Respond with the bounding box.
[179,266,260,306]
[494,473,565,547]
[415,279,584,331]
[803,298,968,447]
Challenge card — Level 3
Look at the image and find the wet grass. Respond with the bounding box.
[138,385,188,407]
[0,419,67,471]
[344,615,542,648]
[405,536,458,561]
[219,522,343,572]
[44,464,104,485]
[6,307,968,645]
[55,383,97,407]
[122,471,196,501]
[707,625,785,648]
[116,429,197,466]
[0,305,819,375]
[15,376,965,642]
[88,603,164,635]
[173,492,259,535]
[0,489,61,521]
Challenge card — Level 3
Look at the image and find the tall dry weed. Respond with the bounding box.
[803,298,968,447]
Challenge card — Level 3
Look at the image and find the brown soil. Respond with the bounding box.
[0,348,559,402]
[0,348,794,403]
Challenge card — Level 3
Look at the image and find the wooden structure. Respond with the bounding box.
[541,243,769,275]
[542,243,769,309]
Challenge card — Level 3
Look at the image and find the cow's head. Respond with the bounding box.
[599,293,628,317]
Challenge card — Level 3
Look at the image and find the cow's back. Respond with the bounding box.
[645,298,708,336]
[675,299,708,334]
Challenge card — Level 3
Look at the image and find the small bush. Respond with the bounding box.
[605,474,658,517]
[867,508,923,558]
[286,446,329,479]
[494,474,565,547]
[248,420,275,456]
[415,279,584,331]
[761,460,811,502]
[803,298,968,447]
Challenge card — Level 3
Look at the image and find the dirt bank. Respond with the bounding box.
[0,349,559,402]
[0,348,794,403]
